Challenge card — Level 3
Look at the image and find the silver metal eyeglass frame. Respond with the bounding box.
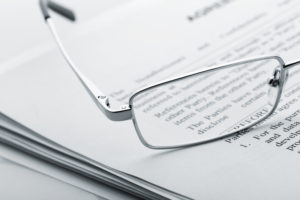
[39,0,300,149]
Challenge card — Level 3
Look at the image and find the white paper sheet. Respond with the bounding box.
[1,0,300,199]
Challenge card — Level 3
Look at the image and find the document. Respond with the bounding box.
[1,0,300,199]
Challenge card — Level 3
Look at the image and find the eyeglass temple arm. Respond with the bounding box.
[39,0,132,121]
[284,59,300,69]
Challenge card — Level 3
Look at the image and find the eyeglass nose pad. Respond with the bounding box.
[267,68,281,106]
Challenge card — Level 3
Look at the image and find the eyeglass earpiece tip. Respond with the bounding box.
[40,0,76,22]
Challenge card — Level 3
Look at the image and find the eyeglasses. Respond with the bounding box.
[39,0,300,149]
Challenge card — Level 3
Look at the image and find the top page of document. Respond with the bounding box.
[1,0,300,199]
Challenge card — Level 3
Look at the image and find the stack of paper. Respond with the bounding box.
[0,153,103,200]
